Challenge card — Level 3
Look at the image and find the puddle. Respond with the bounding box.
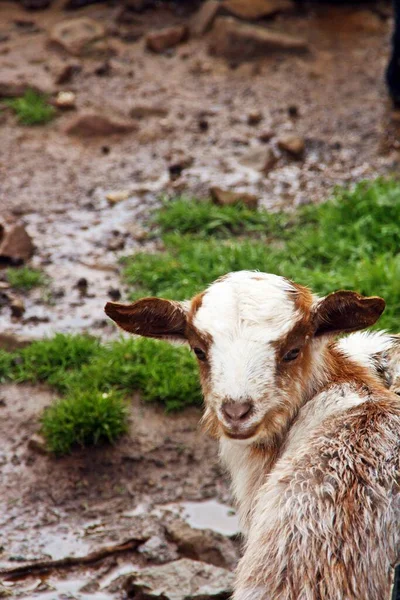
[0,191,158,340]
[160,499,240,537]
[15,576,115,599]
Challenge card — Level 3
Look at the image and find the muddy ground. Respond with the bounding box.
[1,0,400,597]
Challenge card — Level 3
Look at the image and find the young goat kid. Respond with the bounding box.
[105,271,400,600]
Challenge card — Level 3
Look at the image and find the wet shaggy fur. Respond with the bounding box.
[105,273,400,600]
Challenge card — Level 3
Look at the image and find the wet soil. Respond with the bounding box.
[0,383,232,598]
[1,1,400,596]
[1,0,400,340]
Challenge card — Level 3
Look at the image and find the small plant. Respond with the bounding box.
[7,266,46,291]
[40,390,129,455]
[5,90,56,125]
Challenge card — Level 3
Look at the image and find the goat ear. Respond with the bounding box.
[104,298,187,341]
[313,291,385,337]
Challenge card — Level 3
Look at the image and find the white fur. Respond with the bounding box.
[194,272,299,407]
[337,330,394,369]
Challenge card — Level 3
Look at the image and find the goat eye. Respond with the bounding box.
[283,348,300,362]
[193,347,207,361]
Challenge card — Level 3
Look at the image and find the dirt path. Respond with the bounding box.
[1,0,400,342]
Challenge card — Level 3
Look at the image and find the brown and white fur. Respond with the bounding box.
[105,271,400,600]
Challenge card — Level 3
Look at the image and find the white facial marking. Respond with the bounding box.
[194,272,299,408]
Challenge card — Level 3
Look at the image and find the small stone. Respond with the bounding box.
[108,287,121,301]
[190,0,220,36]
[247,109,263,125]
[130,104,168,119]
[239,146,277,172]
[0,333,30,351]
[10,297,25,319]
[127,224,148,241]
[198,118,209,132]
[222,0,294,20]
[0,225,35,264]
[166,521,239,570]
[50,17,106,57]
[138,535,179,564]
[346,10,383,33]
[76,277,88,292]
[258,129,274,143]
[64,112,137,137]
[107,233,125,251]
[28,433,49,455]
[277,134,305,157]
[168,156,194,180]
[146,25,188,53]
[288,104,299,118]
[210,186,258,208]
[209,17,308,60]
[106,190,130,205]
[125,559,234,600]
[54,90,76,109]
[53,61,81,85]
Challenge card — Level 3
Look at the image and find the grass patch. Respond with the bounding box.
[154,196,289,237]
[122,179,400,331]
[0,334,201,453]
[4,90,56,125]
[40,390,129,456]
[7,266,46,291]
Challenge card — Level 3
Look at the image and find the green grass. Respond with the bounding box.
[1,178,400,454]
[123,179,400,331]
[4,90,56,125]
[153,196,289,237]
[41,390,129,456]
[7,267,46,291]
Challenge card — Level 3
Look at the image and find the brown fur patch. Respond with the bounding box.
[104,298,187,340]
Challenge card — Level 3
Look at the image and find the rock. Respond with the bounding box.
[0,225,35,264]
[190,0,221,36]
[138,535,179,564]
[64,112,137,137]
[146,25,188,53]
[10,296,25,319]
[53,61,81,85]
[240,146,278,172]
[54,90,76,110]
[222,0,294,20]
[258,129,274,143]
[209,17,308,60]
[28,433,49,455]
[166,521,239,570]
[247,109,263,125]
[210,186,258,208]
[168,155,194,180]
[0,72,54,98]
[277,134,305,157]
[107,232,125,251]
[0,333,30,351]
[76,277,88,294]
[346,10,383,33]
[125,559,234,600]
[130,104,168,119]
[106,190,130,205]
[49,18,106,57]
[108,287,121,301]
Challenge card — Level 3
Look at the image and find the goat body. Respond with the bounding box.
[105,271,400,600]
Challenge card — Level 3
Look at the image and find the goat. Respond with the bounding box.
[105,271,400,600]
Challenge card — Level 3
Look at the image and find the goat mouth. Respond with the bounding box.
[223,426,259,440]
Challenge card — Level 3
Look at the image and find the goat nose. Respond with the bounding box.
[222,402,252,424]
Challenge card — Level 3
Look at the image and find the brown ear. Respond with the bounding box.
[104,298,187,341]
[313,291,385,337]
